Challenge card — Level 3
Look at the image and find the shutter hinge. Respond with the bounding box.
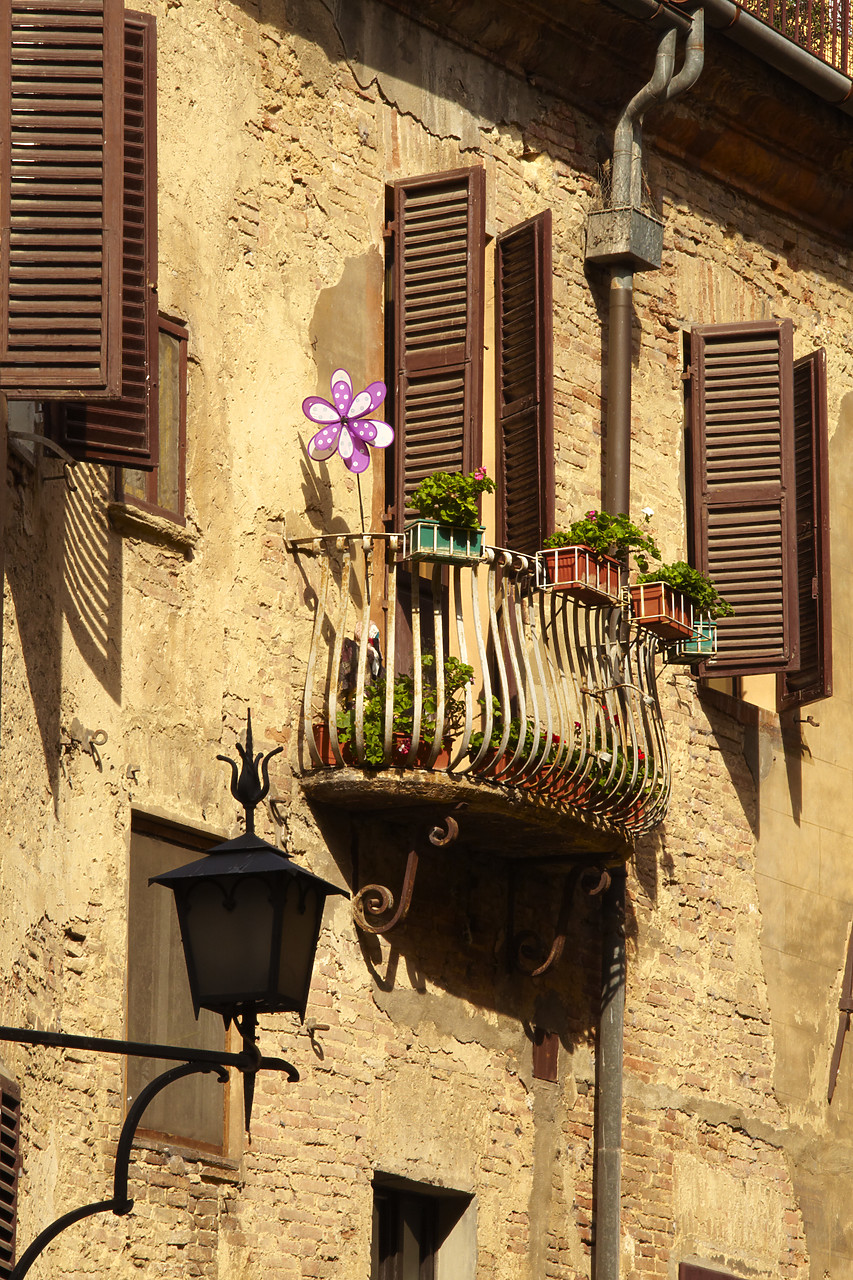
[812,576,819,600]
[681,366,692,381]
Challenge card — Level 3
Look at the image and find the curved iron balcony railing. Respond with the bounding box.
[288,534,671,840]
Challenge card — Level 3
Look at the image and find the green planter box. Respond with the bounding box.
[667,615,717,664]
[405,520,485,564]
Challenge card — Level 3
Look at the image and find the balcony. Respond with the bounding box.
[738,0,852,74]
[288,534,671,859]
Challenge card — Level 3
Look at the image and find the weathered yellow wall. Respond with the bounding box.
[2,1,853,1278]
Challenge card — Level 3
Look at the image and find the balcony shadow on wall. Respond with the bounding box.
[62,465,122,705]
[312,806,603,1051]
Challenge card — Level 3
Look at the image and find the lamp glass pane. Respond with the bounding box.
[276,883,323,1007]
[184,875,275,1003]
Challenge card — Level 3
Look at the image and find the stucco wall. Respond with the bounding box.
[2,1,853,1278]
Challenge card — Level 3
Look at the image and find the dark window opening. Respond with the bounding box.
[117,314,188,524]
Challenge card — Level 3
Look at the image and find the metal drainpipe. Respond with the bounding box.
[595,15,705,1280]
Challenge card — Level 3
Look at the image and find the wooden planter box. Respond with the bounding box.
[405,520,485,564]
[536,546,621,604]
[629,583,693,640]
[667,614,717,663]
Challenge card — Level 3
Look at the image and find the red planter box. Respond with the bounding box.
[628,583,692,640]
[537,546,621,604]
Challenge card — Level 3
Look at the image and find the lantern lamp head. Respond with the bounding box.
[151,712,346,1027]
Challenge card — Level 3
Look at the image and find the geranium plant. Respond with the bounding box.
[636,561,734,618]
[409,468,496,530]
[336,653,474,768]
[543,509,661,573]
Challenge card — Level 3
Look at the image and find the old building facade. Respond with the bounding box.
[2,0,853,1278]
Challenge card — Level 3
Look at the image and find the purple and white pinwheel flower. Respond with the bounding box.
[302,369,394,474]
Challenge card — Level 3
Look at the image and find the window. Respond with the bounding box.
[116,314,188,523]
[386,168,554,551]
[0,1071,20,1280]
[685,319,831,703]
[371,1180,474,1280]
[496,210,554,552]
[48,10,159,470]
[126,817,226,1152]
[387,168,486,529]
[0,0,124,398]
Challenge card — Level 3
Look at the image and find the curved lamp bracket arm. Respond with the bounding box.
[11,1061,228,1280]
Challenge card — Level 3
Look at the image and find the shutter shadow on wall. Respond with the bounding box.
[687,319,799,677]
[391,168,485,527]
[0,0,124,398]
[778,348,832,707]
[495,210,554,553]
[50,10,158,469]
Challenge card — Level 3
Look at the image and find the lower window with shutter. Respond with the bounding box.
[371,1178,474,1280]
[686,319,831,702]
[0,1072,20,1280]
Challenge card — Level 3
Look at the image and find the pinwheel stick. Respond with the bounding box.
[356,472,365,533]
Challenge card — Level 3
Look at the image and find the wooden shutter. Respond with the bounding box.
[778,349,832,707]
[0,0,123,397]
[391,168,485,526]
[496,210,554,553]
[52,11,158,468]
[687,320,799,676]
[0,1073,20,1279]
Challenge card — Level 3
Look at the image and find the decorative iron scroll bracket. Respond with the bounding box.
[509,859,613,976]
[352,815,459,935]
[7,431,78,492]
[0,1025,298,1279]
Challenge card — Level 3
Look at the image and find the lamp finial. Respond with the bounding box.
[217,709,283,835]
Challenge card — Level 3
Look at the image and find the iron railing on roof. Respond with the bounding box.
[288,534,671,840]
[738,0,852,75]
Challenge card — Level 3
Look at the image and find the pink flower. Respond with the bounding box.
[302,369,394,474]
[587,510,597,518]
[474,466,487,480]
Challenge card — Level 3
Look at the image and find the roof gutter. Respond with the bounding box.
[607,0,853,109]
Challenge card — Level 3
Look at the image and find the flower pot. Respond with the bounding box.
[405,520,485,564]
[392,732,451,769]
[312,723,349,765]
[536,546,621,604]
[629,582,692,640]
[667,614,717,663]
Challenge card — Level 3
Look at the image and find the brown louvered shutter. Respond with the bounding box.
[391,168,485,526]
[52,11,158,468]
[0,1072,20,1279]
[688,320,799,676]
[496,210,554,553]
[0,0,123,397]
[778,349,832,707]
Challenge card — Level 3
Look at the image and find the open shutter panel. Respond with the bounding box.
[392,168,485,525]
[0,0,123,397]
[778,349,832,707]
[53,11,158,468]
[689,320,799,676]
[0,1073,20,1279]
[496,210,554,553]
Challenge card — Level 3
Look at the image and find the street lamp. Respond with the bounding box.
[0,713,345,1279]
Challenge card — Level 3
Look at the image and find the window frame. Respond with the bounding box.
[126,814,229,1155]
[115,313,188,525]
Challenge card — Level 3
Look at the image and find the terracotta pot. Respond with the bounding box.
[312,724,352,766]
[392,732,451,770]
[537,546,621,604]
[629,582,692,640]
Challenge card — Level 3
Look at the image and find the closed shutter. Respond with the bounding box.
[687,320,799,676]
[52,11,158,468]
[0,1073,20,1279]
[496,210,554,553]
[778,349,832,707]
[391,168,485,526]
[0,0,123,397]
